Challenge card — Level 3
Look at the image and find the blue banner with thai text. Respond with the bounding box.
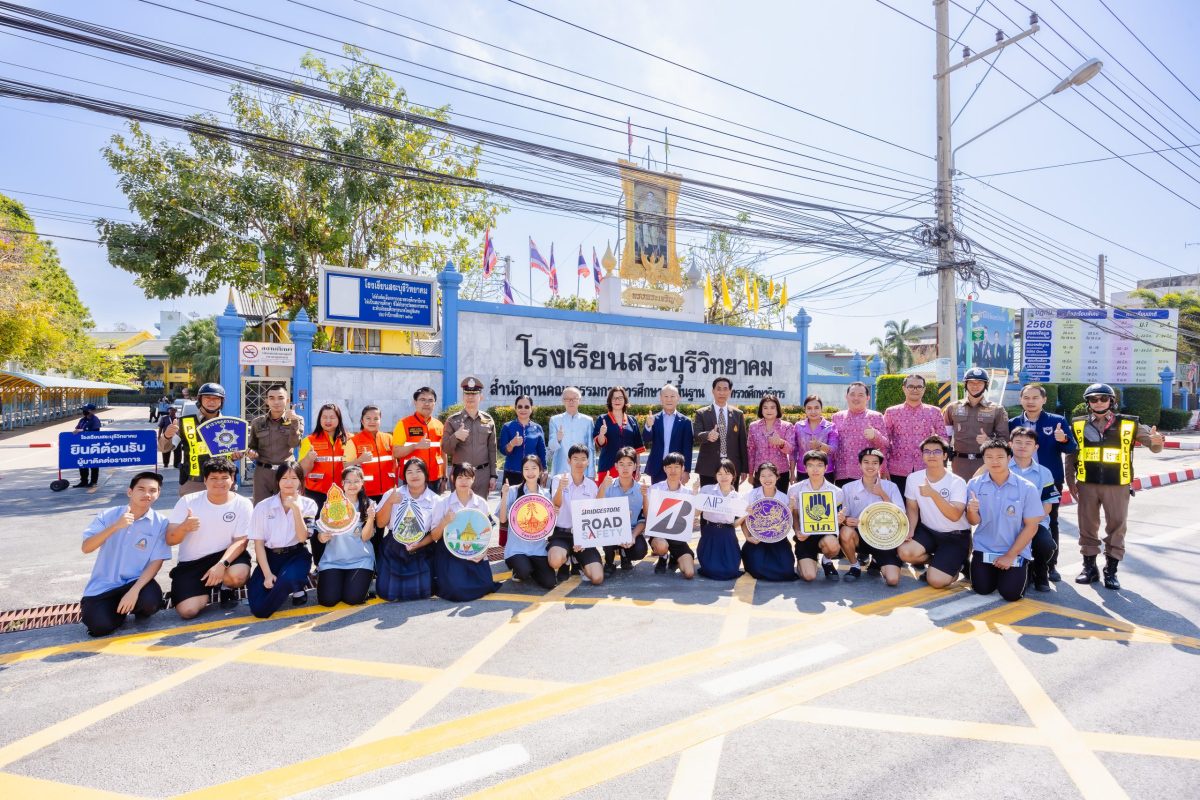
[59,430,159,469]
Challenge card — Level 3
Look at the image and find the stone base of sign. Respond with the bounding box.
[598,274,704,323]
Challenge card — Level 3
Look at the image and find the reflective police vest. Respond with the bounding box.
[180,414,211,482]
[1072,414,1136,486]
[304,434,345,494]
[350,430,397,496]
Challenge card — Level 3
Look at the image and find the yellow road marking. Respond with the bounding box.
[979,628,1129,799]
[174,584,949,800]
[0,605,363,769]
[482,588,802,620]
[1083,731,1200,761]
[458,604,1033,800]
[1017,600,1200,650]
[351,577,581,746]
[1001,624,1200,649]
[668,574,756,800]
[101,641,568,695]
[0,771,145,799]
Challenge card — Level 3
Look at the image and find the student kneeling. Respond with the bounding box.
[965,438,1044,602]
[316,465,377,607]
[247,461,318,618]
[79,472,172,637]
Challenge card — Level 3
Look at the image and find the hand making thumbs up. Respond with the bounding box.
[116,505,135,530]
[182,508,200,533]
[1150,425,1165,448]
[967,491,980,514]
[919,480,936,499]
[1054,422,1068,443]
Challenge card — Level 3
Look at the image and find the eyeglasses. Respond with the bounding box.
[515,405,531,410]
[1087,397,1110,403]
[921,449,945,456]
[903,384,924,390]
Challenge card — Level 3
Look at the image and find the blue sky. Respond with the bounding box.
[1,0,1197,351]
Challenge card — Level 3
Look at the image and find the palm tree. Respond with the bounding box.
[869,319,922,374]
[166,317,221,386]
[1130,289,1200,364]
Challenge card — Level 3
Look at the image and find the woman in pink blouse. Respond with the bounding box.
[748,394,794,491]
[792,394,839,481]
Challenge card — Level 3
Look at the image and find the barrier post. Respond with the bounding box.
[1160,365,1175,409]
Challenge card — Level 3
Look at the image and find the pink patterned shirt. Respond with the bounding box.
[747,418,793,477]
[831,408,889,481]
[882,402,947,477]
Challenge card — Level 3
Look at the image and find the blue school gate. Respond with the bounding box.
[216,262,874,423]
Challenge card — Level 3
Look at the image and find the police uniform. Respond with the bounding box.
[247,412,303,503]
[169,403,222,496]
[944,398,1010,480]
[441,377,497,499]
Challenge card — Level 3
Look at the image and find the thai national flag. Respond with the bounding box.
[529,237,550,275]
[548,243,559,295]
[502,278,515,304]
[592,246,602,293]
[577,246,589,278]
[482,227,497,278]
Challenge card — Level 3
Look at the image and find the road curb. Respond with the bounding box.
[1060,464,1200,506]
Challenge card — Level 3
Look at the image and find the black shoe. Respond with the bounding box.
[1076,555,1100,584]
[960,561,972,581]
[866,560,881,577]
[291,591,307,607]
[1034,578,1051,592]
[570,563,581,576]
[603,562,617,578]
[620,551,634,571]
[822,561,839,581]
[654,557,667,574]
[1102,557,1121,591]
[219,588,239,609]
[918,568,929,583]
[667,555,678,572]
[557,565,570,582]
[72,481,90,488]
[844,565,862,582]
[1048,568,1062,583]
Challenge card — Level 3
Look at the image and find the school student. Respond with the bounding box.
[79,472,171,637]
[429,464,501,601]
[789,450,847,582]
[838,448,905,586]
[738,463,797,582]
[696,458,743,581]
[966,438,1045,602]
[375,458,440,602]
[897,436,970,590]
[247,461,318,618]
[166,457,253,619]
[316,465,377,606]
[599,446,649,576]
[1007,427,1061,592]
[549,445,604,585]
[647,452,697,579]
[499,455,557,590]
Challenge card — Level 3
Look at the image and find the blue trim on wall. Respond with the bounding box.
[459,300,802,342]
[310,351,443,372]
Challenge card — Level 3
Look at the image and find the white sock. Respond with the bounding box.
[290,590,305,598]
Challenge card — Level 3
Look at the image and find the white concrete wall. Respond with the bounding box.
[311,367,442,431]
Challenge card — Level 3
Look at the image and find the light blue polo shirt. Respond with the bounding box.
[82,506,172,597]
[1008,458,1060,512]
[603,479,645,530]
[504,486,552,559]
[966,471,1044,560]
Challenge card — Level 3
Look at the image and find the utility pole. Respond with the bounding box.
[1097,253,1106,307]
[934,0,956,407]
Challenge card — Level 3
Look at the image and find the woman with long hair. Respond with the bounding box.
[592,386,644,482]
[298,403,348,565]
[375,458,441,601]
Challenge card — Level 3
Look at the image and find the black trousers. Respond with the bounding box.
[80,580,163,637]
[317,568,373,606]
[970,552,1030,602]
[890,474,909,496]
[304,490,328,565]
[605,534,649,565]
[505,554,557,590]
[1030,525,1058,581]
[1048,482,1063,569]
[78,467,99,485]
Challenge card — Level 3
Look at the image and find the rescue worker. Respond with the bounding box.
[442,376,497,499]
[347,404,398,504]
[1066,383,1164,590]
[944,367,1009,480]
[298,403,348,565]
[393,386,446,493]
[159,383,233,496]
[245,383,303,504]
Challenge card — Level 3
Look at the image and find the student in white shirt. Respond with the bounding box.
[647,452,696,579]
[789,450,846,582]
[166,457,253,619]
[696,458,743,580]
[548,444,603,584]
[839,447,905,586]
[376,458,441,601]
[738,463,796,582]
[247,461,318,618]
[429,464,501,601]
[897,435,970,589]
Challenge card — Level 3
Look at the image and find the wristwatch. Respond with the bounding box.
[221,559,231,568]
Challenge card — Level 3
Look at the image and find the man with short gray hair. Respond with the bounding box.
[547,387,595,477]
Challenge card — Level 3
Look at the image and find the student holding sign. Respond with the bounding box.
[646,452,697,579]
[599,447,649,576]
[246,462,319,618]
[315,466,377,608]
[375,459,440,601]
[499,455,557,590]
[549,445,603,584]
[839,448,905,586]
[896,436,970,590]
[696,458,744,580]
[738,463,796,581]
[429,464,500,601]
[965,438,1045,601]
[789,451,847,582]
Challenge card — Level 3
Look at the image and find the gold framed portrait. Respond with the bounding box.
[619,160,684,287]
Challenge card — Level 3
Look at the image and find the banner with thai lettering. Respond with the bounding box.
[59,430,159,469]
[570,496,632,547]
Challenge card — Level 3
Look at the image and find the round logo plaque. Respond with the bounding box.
[509,493,556,541]
[858,503,909,551]
[443,509,492,560]
[745,498,791,543]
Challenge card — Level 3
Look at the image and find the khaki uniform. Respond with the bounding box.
[247,413,303,503]
[944,399,1010,479]
[442,409,497,499]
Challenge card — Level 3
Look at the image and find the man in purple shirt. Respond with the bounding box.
[882,375,946,495]
[831,382,889,487]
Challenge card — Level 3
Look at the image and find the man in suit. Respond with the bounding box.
[643,384,693,483]
[693,377,749,487]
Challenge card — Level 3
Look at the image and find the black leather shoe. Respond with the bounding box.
[822,561,840,581]
[1102,557,1121,590]
[844,565,862,582]
[220,588,239,608]
[1034,578,1051,592]
[1076,555,1100,584]
[654,557,667,574]
[603,562,617,578]
[73,481,90,488]
[1047,568,1062,582]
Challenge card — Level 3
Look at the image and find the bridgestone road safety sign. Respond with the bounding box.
[570,496,631,547]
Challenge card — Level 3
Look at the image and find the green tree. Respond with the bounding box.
[868,319,921,373]
[97,46,504,317]
[167,317,221,386]
[544,295,598,312]
[1129,289,1200,364]
[690,213,781,329]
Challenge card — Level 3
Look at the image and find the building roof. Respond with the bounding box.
[0,370,135,392]
[232,289,283,323]
[807,363,842,378]
[123,339,171,358]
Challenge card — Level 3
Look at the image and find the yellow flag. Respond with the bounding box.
[743,276,750,304]
[768,276,775,300]
[751,279,760,312]
[779,280,788,308]
[703,273,714,308]
[721,274,732,311]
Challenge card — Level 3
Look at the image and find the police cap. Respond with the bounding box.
[460,376,483,394]
[963,367,988,383]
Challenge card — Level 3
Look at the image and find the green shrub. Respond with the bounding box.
[1158,407,1192,431]
[1006,405,1023,418]
[1058,383,1091,415]
[872,375,943,411]
[1120,386,1161,427]
[1018,382,1060,412]
[1070,402,1087,419]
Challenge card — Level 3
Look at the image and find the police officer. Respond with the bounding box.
[245,383,303,504]
[944,367,1009,480]
[1066,383,1163,590]
[160,383,236,496]
[442,376,497,499]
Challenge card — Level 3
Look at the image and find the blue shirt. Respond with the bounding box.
[1008,458,1060,514]
[318,520,375,572]
[547,412,595,477]
[82,506,171,596]
[499,419,547,475]
[1009,411,1077,484]
[503,485,551,559]
[966,471,1044,559]
[75,414,101,433]
[603,478,645,530]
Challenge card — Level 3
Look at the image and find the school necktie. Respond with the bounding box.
[718,407,728,459]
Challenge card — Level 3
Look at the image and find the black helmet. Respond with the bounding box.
[963,367,988,383]
[1084,383,1116,404]
[198,382,226,400]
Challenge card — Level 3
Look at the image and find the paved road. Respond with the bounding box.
[0,421,1197,799]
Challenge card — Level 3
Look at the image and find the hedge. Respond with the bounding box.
[1120,386,1161,427]
[438,402,839,433]
[1158,407,1191,431]
[1020,382,1060,412]
[1057,383,1093,415]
